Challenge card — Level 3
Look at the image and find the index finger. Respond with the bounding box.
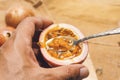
[17,17,53,37]
[15,17,53,45]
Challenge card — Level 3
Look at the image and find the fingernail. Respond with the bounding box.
[80,67,89,79]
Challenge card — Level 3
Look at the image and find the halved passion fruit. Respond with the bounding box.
[39,23,88,67]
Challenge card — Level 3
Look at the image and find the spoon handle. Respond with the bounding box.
[76,27,120,44]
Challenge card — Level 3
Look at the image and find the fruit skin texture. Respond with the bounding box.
[0,26,15,47]
[39,23,88,67]
[5,5,34,28]
[0,34,6,46]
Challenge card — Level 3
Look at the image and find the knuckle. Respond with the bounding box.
[64,65,80,80]
[66,66,73,76]
[23,17,33,21]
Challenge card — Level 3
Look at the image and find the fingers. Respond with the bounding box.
[3,17,53,66]
[15,17,53,46]
[15,17,53,65]
[51,64,89,80]
[32,17,53,42]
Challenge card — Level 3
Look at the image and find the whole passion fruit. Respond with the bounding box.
[39,23,88,67]
[5,5,34,28]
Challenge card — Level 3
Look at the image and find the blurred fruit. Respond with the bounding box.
[5,4,34,28]
[0,26,15,46]
[0,34,6,46]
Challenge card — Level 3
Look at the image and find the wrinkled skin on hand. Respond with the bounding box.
[0,17,89,80]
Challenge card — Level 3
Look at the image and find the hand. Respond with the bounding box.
[0,17,89,80]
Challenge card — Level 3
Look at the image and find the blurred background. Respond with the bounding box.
[0,0,120,80]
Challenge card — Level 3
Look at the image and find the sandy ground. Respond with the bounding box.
[0,0,120,80]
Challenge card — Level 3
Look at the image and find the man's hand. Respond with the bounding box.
[0,17,89,80]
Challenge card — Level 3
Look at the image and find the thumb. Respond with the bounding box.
[52,64,89,80]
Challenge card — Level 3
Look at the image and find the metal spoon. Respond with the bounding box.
[46,27,120,47]
[73,27,120,45]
